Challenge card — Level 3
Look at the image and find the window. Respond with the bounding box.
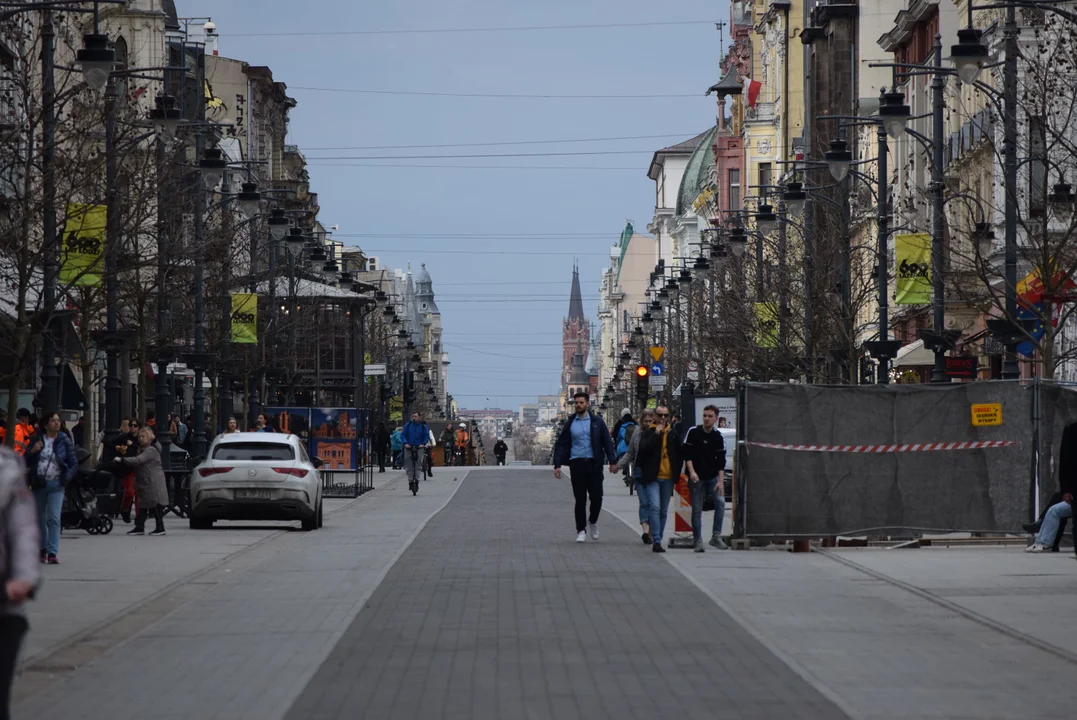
[728,169,741,211]
[213,442,295,461]
[1030,116,1047,215]
[759,163,772,192]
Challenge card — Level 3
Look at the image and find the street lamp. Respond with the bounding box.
[198,148,228,190]
[236,182,261,221]
[267,208,290,242]
[657,287,671,308]
[1049,181,1076,221]
[973,221,996,259]
[691,255,710,279]
[726,226,748,257]
[285,226,306,255]
[783,181,807,215]
[877,89,912,140]
[149,94,181,140]
[754,203,777,235]
[75,33,114,91]
[825,138,853,182]
[949,27,990,85]
[641,311,654,334]
[678,267,693,288]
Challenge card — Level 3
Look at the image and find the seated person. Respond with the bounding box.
[1024,492,1072,553]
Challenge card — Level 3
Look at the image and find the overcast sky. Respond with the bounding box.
[180,0,721,411]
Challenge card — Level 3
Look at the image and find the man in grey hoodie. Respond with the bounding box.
[1,444,39,719]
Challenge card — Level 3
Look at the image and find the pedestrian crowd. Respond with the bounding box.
[553,392,728,553]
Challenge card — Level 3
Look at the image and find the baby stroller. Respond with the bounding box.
[60,448,115,535]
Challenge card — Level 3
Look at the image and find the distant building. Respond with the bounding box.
[518,404,539,425]
[457,409,515,438]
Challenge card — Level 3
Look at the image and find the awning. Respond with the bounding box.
[892,339,934,367]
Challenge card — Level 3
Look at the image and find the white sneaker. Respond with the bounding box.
[576,531,586,543]
[588,523,599,540]
[1024,542,1049,553]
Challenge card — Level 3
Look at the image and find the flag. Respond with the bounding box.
[895,233,932,305]
[60,203,106,287]
[742,77,762,108]
[230,293,258,344]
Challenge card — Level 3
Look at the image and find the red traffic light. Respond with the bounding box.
[635,365,649,378]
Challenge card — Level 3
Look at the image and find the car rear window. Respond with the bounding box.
[212,442,295,461]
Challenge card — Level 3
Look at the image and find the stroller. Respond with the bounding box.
[60,448,115,535]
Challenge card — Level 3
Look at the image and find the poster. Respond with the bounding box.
[694,394,737,431]
[263,407,310,437]
[311,408,357,470]
[754,302,778,348]
[389,395,403,422]
[60,203,106,287]
[895,233,932,305]
[231,293,258,343]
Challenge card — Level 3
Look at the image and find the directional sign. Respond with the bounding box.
[365,363,387,376]
[649,346,665,362]
[650,362,664,376]
[649,375,668,388]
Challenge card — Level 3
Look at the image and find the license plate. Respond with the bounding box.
[235,489,272,500]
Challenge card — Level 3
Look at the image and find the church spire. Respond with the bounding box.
[567,262,585,321]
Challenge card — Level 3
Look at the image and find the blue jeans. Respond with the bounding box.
[34,480,65,556]
[690,476,725,544]
[653,479,674,544]
[635,480,661,541]
[1036,500,1073,546]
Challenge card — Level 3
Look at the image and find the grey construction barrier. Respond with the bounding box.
[738,380,1077,538]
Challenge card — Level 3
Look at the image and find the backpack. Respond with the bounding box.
[616,422,637,456]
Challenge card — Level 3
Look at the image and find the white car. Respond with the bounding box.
[189,432,324,531]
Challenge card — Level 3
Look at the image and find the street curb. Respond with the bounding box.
[602,505,864,720]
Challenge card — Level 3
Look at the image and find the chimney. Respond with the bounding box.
[203,21,218,56]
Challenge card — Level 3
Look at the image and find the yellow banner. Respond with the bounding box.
[230,293,258,344]
[389,395,404,422]
[895,233,931,305]
[754,302,778,348]
[60,203,106,287]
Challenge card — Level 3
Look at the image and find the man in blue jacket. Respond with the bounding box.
[400,412,430,488]
[553,392,618,543]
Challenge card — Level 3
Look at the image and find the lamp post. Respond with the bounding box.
[930,36,949,384]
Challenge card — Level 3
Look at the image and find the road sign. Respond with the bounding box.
[687,360,699,372]
[649,346,665,362]
[650,362,664,376]
[649,375,667,388]
[971,403,1002,427]
[365,363,387,376]
[687,371,699,382]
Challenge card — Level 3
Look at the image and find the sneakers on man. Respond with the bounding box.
[149,528,166,537]
[710,535,728,550]
[588,523,599,540]
[46,554,59,565]
[1025,542,1049,553]
[694,542,705,553]
[652,542,666,553]
[576,531,586,543]
[127,527,145,536]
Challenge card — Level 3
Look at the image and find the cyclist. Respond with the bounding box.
[454,423,469,466]
[493,437,508,466]
[401,411,429,494]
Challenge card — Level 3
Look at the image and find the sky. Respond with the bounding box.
[179,0,722,411]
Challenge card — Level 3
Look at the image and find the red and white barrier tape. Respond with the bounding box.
[748,440,1016,453]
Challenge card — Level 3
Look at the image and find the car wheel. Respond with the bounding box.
[316,501,324,528]
[301,512,317,531]
[189,516,214,530]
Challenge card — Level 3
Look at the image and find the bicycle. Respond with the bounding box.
[405,446,424,495]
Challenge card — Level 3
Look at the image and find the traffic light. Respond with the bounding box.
[635,364,649,400]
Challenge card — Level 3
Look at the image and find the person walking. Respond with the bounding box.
[12,409,32,455]
[374,423,390,473]
[493,437,508,466]
[683,404,728,552]
[617,408,656,544]
[1,444,40,720]
[26,412,78,564]
[390,426,404,469]
[401,412,429,490]
[553,392,618,543]
[635,406,683,553]
[114,427,169,536]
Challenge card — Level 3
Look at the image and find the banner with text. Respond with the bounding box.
[60,203,106,287]
[895,233,932,305]
[754,302,778,348]
[231,293,258,344]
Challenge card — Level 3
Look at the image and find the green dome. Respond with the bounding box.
[676,125,718,217]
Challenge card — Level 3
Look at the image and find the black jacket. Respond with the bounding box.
[1060,422,1077,496]
[553,412,617,468]
[683,425,726,480]
[493,440,508,457]
[636,425,684,484]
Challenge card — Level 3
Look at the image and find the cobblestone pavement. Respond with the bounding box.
[284,469,849,720]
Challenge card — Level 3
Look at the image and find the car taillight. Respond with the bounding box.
[272,467,308,478]
[198,467,233,477]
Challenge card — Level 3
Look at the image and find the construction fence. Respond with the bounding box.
[734,380,1077,539]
